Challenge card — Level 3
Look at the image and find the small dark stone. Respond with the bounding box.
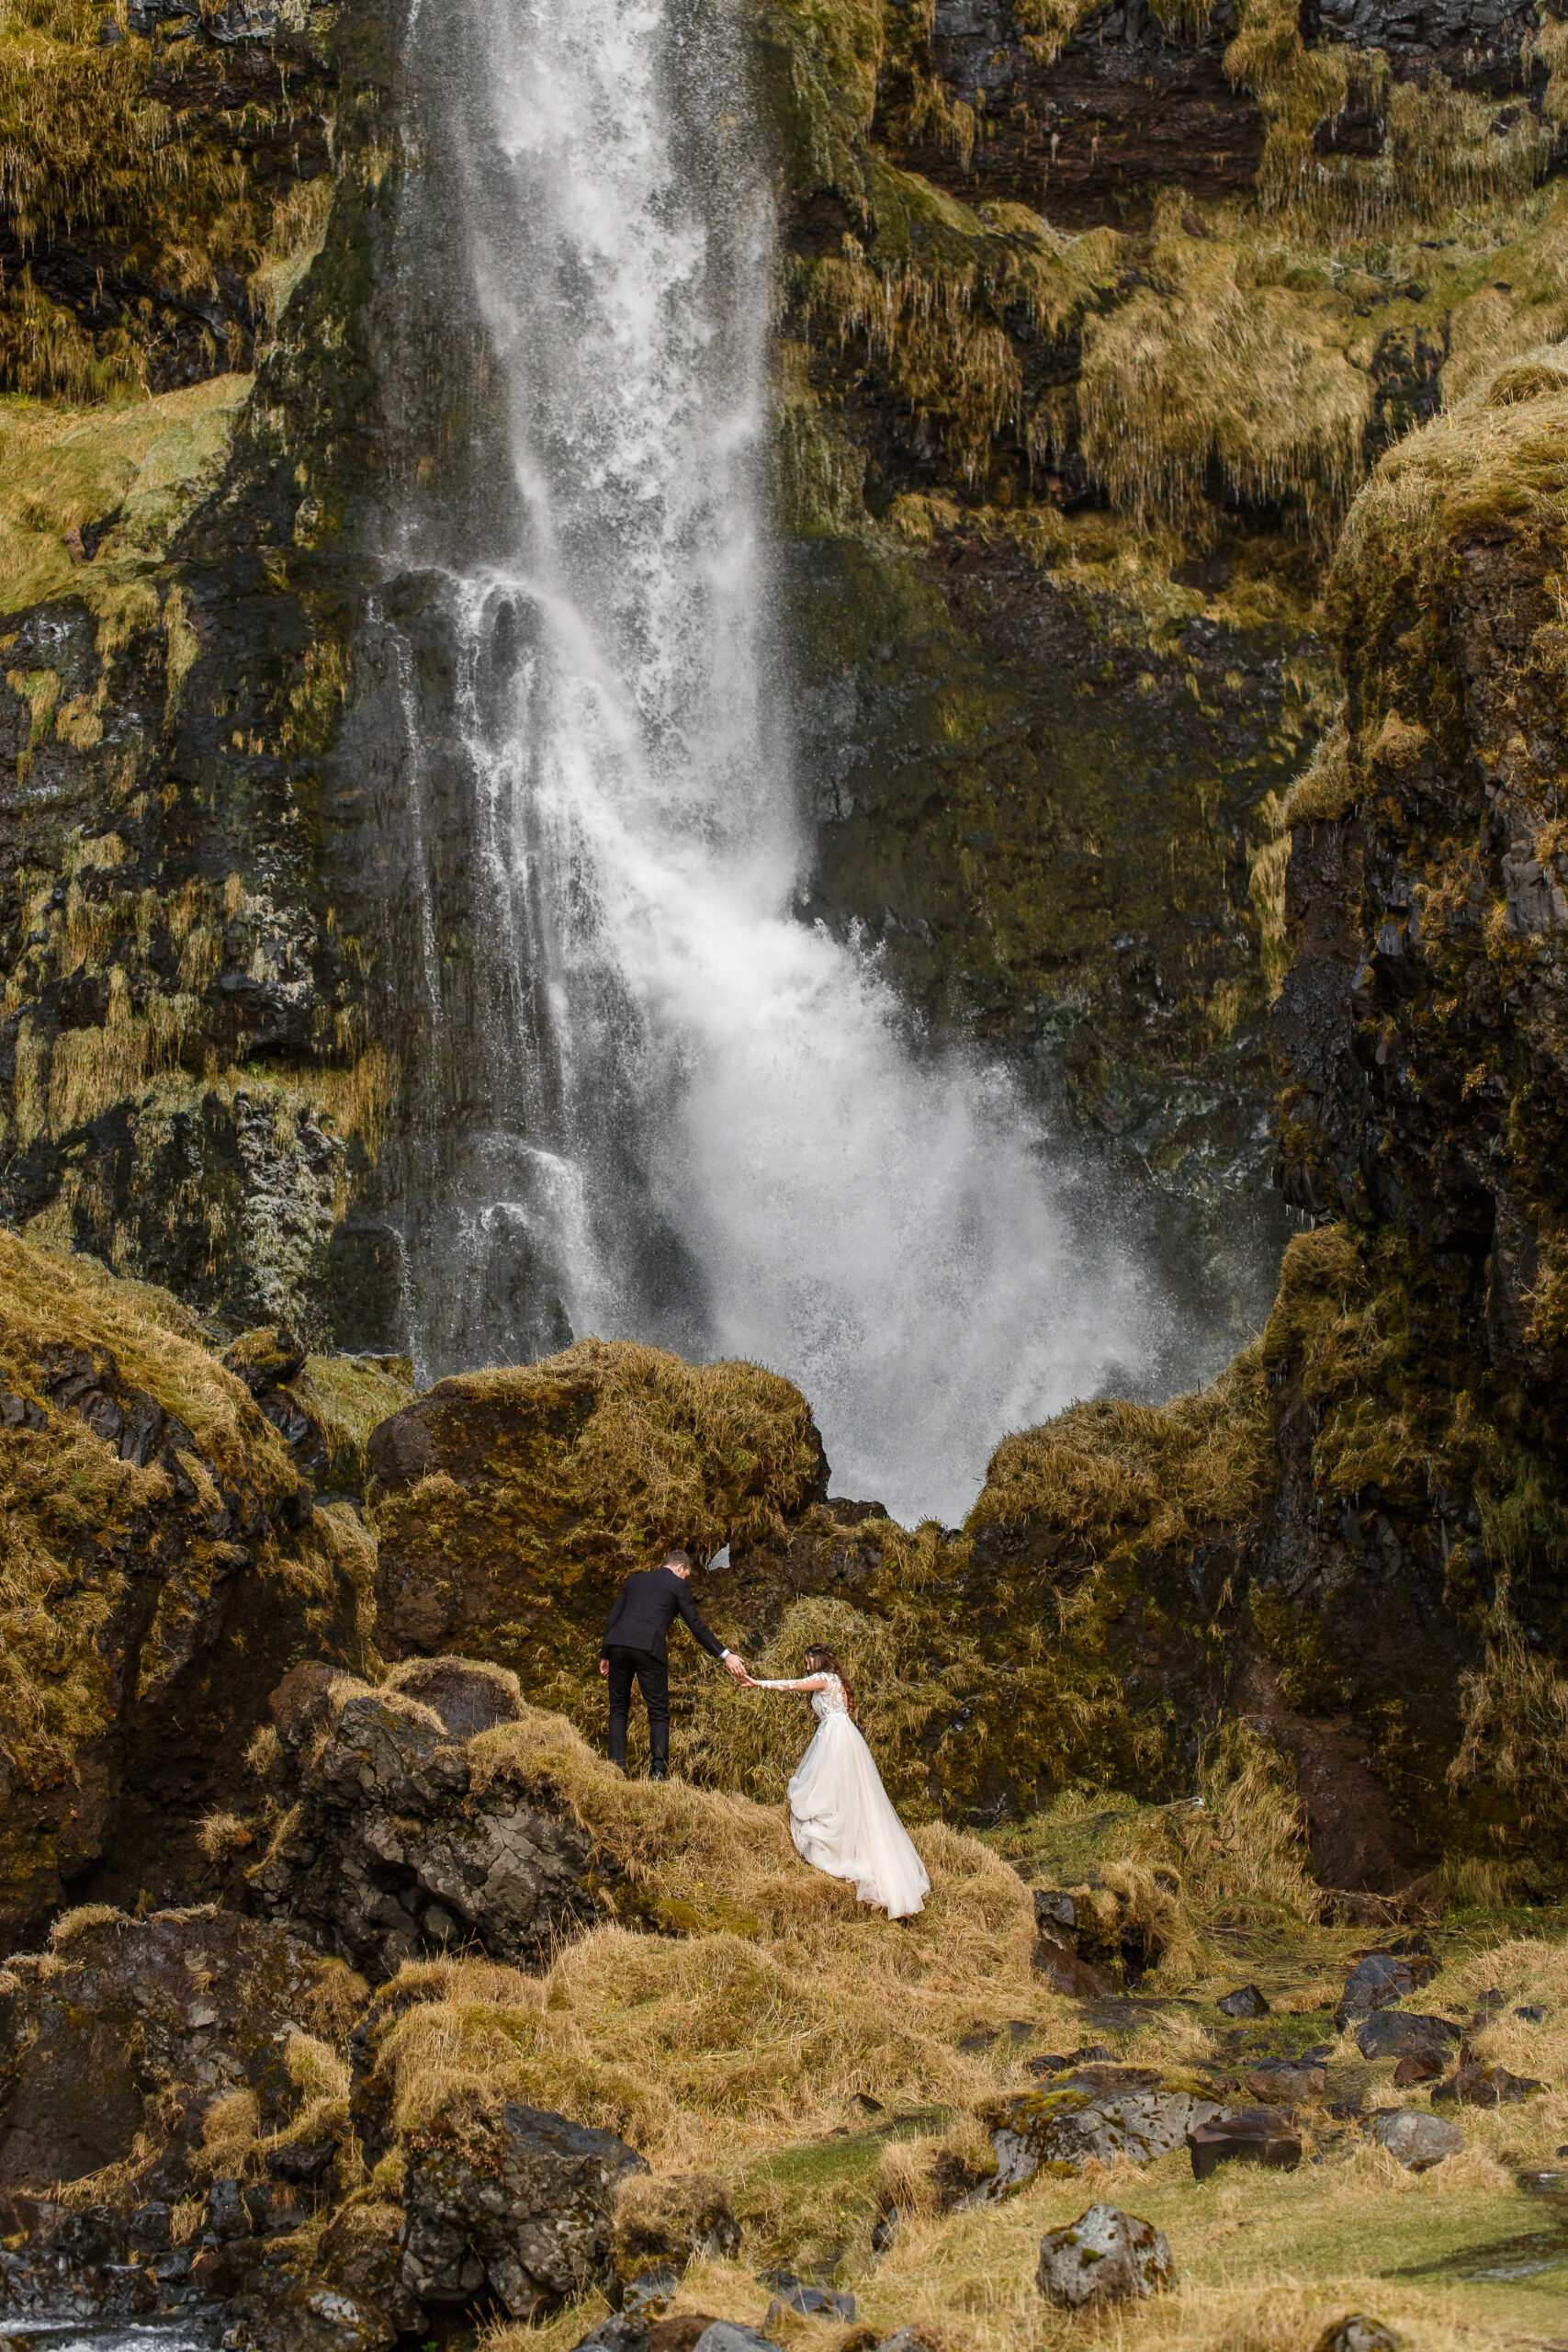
[1187,2106,1302,2181]
[1433,2062,1545,2108]
[570,2320,649,2352]
[205,2177,250,2243]
[622,2266,682,2318]
[264,2139,338,2186]
[1216,1985,1269,2019]
[1335,1951,1438,2025]
[764,2283,854,2324]
[1244,2057,1325,2101]
[852,2092,883,2113]
[118,1389,166,1466]
[1392,2050,1443,2086]
[688,2327,784,2352]
[125,2202,172,2256]
[77,1389,125,1447]
[1353,2010,1461,2063]
[1515,2004,1547,2023]
[1032,1890,1076,1930]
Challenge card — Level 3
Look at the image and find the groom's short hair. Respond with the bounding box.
[663,1547,693,1571]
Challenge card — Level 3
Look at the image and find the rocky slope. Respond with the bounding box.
[0,1677,1562,2352]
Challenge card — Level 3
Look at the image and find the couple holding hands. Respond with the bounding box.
[599,1546,929,1919]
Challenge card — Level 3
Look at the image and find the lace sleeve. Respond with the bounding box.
[750,1675,829,1693]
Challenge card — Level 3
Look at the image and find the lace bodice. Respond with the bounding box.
[754,1671,850,1718]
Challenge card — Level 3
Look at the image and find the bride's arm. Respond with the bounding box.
[743,1673,830,1693]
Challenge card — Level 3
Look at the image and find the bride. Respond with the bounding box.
[741,1644,930,1919]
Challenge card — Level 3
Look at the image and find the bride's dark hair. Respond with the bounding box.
[803,1644,855,1718]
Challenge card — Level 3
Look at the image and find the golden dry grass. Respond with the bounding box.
[0,373,251,617]
[367,1702,1065,2167]
[972,1353,1276,1574]
[1077,203,1368,544]
[475,1906,1568,2352]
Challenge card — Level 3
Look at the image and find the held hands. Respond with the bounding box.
[723,1651,749,1684]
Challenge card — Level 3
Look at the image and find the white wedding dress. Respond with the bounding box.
[751,1673,930,1918]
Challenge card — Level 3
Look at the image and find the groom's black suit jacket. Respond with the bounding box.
[601,1564,728,1666]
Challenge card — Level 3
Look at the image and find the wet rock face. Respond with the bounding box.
[246,1670,597,1980]
[0,0,418,1351]
[787,539,1309,1354]
[1278,383,1568,1371]
[400,2101,648,2320]
[914,0,1262,225]
[0,1910,317,2195]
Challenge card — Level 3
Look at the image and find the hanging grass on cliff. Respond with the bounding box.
[0,0,334,397]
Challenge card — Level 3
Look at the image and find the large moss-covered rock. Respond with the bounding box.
[0,1229,376,1938]
[367,1340,829,1680]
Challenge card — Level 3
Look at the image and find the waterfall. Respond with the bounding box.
[383,0,1162,1526]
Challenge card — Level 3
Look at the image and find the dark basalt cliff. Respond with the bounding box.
[10,0,1568,1345]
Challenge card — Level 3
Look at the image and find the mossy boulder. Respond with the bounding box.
[0,1229,376,1938]
[367,1340,829,1684]
[400,2094,647,2320]
[224,1327,415,1496]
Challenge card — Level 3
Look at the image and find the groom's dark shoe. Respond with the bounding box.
[649,1764,669,1781]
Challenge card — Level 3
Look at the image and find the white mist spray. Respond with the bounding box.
[394,0,1160,1523]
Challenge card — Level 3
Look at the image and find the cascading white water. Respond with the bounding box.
[390,0,1163,1525]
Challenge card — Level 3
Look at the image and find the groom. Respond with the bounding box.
[599,1546,746,1780]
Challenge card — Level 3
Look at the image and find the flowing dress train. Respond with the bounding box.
[753,1673,930,1918]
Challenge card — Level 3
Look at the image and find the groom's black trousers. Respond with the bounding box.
[605,1645,670,1772]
